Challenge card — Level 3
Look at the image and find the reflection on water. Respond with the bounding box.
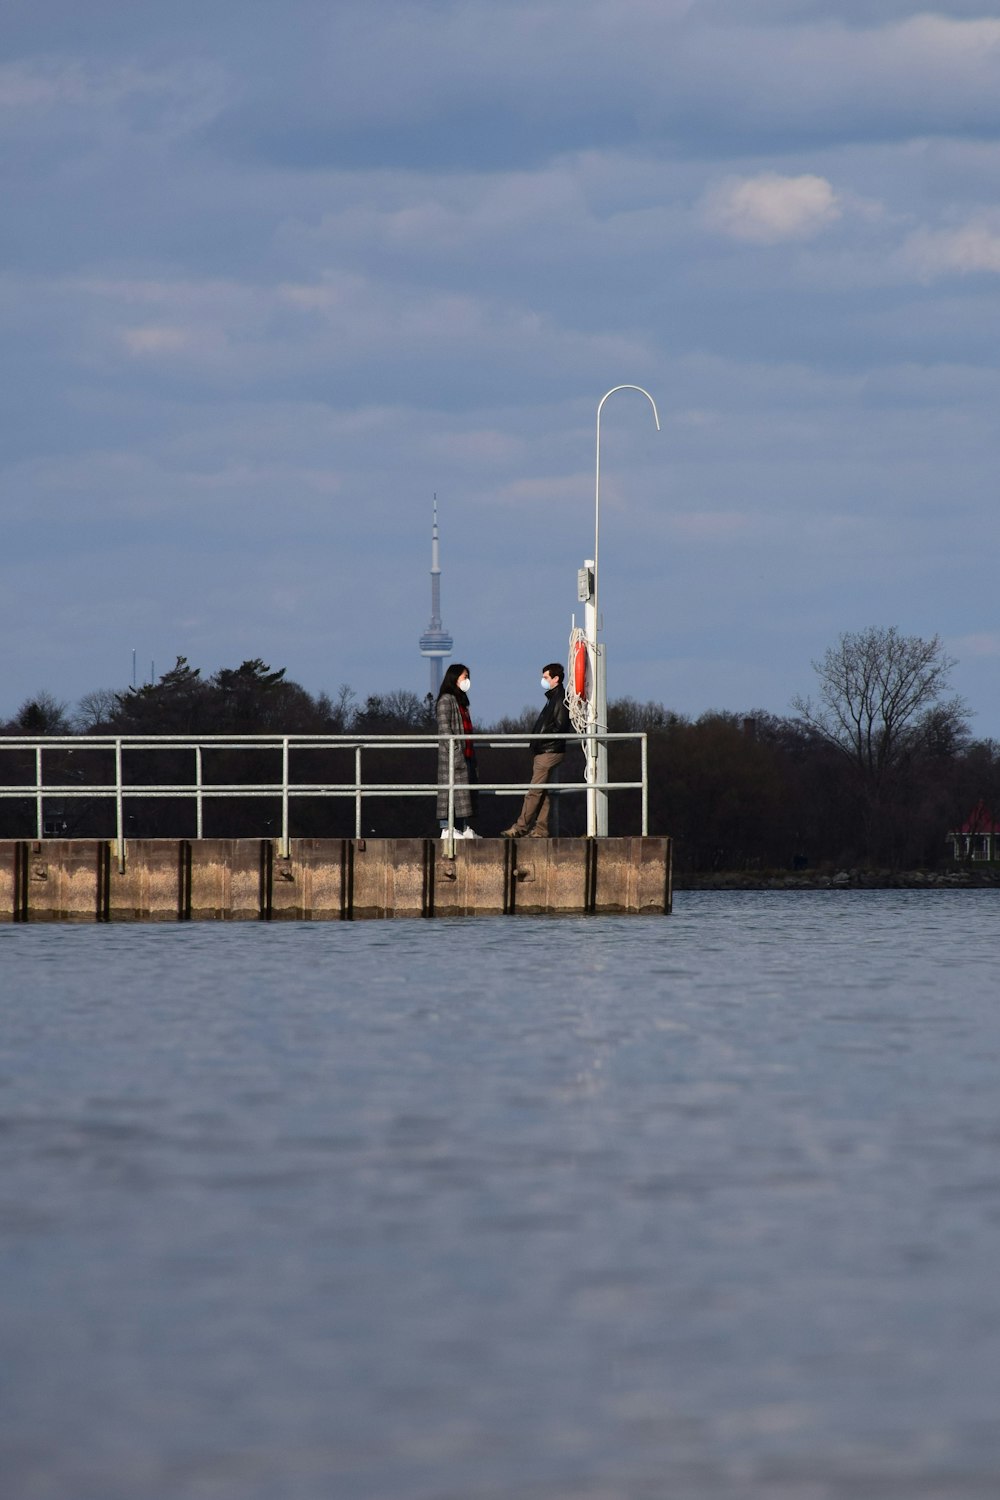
[2,892,1000,1499]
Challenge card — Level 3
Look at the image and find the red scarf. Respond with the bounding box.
[458,702,475,759]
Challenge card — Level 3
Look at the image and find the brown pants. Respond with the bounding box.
[511,751,564,834]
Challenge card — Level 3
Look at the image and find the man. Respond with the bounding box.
[502,663,570,838]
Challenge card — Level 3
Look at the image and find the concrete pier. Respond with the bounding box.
[0,837,671,921]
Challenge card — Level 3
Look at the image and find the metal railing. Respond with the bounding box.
[0,731,649,860]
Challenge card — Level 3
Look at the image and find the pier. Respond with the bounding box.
[0,730,669,920]
[0,837,672,921]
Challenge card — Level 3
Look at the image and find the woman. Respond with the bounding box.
[436,663,479,838]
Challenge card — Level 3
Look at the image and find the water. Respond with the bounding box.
[2,891,999,1500]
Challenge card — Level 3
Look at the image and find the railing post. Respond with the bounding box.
[281,737,290,858]
[115,738,125,872]
[35,744,43,840]
[641,733,648,836]
[451,734,458,832]
[444,733,456,853]
[355,746,362,839]
[195,745,203,840]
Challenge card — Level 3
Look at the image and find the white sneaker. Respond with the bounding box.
[440,829,454,840]
[460,828,481,839]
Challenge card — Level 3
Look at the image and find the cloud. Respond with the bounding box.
[0,56,226,136]
[422,428,527,466]
[73,268,653,397]
[495,473,589,511]
[702,173,842,244]
[902,221,1000,279]
[670,510,755,541]
[203,8,1000,172]
[955,633,1000,660]
[674,13,1000,147]
[120,325,204,355]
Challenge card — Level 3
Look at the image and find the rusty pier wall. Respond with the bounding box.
[0,837,672,921]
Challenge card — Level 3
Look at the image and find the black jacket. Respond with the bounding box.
[529,684,570,755]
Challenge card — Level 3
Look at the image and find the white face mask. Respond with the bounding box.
[458,676,470,692]
[541,678,551,690]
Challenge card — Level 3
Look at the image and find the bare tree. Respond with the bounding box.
[9,692,71,735]
[489,707,538,733]
[794,628,963,782]
[354,689,431,732]
[73,688,121,732]
[793,626,968,860]
[315,684,357,732]
[608,697,683,732]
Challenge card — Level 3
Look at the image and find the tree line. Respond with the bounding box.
[3,631,997,869]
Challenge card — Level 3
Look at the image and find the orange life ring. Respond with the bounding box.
[573,640,587,698]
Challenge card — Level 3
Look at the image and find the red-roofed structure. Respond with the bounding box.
[948,802,1000,861]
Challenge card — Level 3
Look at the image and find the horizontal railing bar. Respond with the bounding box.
[0,780,643,799]
[0,731,643,749]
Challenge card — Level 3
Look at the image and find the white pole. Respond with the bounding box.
[583,558,598,836]
[591,386,660,836]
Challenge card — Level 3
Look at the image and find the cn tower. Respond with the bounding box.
[418,495,453,696]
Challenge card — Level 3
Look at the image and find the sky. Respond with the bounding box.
[3,0,1000,733]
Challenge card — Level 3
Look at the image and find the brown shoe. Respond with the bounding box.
[527,829,549,838]
[501,826,524,838]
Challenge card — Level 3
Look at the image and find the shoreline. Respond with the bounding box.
[675,867,1000,890]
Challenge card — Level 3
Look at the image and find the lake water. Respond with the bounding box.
[2,891,999,1500]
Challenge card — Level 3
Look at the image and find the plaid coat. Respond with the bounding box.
[436,692,474,821]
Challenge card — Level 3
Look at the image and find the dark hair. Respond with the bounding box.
[438,663,470,704]
[542,663,564,684]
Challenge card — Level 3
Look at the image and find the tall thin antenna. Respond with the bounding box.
[418,493,454,696]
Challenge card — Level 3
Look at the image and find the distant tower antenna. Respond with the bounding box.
[418,494,454,696]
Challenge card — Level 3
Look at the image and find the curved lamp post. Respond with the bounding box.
[588,384,661,836]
